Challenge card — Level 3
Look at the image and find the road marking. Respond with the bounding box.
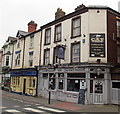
[25,105,31,107]
[18,100,23,102]
[0,106,7,109]
[12,98,17,101]
[13,106,20,107]
[24,107,44,113]
[5,109,21,112]
[35,103,41,106]
[38,106,66,113]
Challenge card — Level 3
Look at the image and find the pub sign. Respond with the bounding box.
[90,34,105,57]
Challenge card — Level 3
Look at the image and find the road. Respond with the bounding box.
[1,96,66,114]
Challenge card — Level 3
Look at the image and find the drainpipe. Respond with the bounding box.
[22,37,26,68]
[39,28,42,66]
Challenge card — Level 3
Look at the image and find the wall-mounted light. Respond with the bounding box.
[97,10,100,13]
[96,68,101,76]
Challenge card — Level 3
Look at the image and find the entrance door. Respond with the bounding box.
[43,78,48,97]
[93,80,104,104]
[23,79,26,94]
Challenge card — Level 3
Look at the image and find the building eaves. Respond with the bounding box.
[41,7,88,29]
[41,6,120,30]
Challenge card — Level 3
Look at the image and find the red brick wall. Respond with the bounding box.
[107,11,117,64]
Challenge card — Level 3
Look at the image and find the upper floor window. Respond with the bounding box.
[53,47,59,64]
[30,34,34,48]
[15,51,21,66]
[45,28,51,44]
[117,21,120,38]
[17,40,20,48]
[55,24,61,42]
[117,46,120,63]
[44,49,50,65]
[72,17,81,37]
[29,51,33,67]
[6,56,9,66]
[71,42,80,63]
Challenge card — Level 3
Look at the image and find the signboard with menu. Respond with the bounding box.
[90,34,105,57]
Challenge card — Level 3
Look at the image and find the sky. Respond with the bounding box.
[0,0,120,49]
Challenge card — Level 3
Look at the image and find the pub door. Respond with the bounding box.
[93,80,104,104]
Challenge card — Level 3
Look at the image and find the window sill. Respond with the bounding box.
[71,35,81,39]
[44,43,51,46]
[29,47,34,49]
[54,40,61,43]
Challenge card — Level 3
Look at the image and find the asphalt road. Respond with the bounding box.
[1,96,66,114]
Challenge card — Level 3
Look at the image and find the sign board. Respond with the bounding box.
[90,34,105,57]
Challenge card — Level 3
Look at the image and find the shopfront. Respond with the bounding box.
[38,64,111,104]
[10,68,38,96]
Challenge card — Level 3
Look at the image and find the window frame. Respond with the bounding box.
[54,23,62,42]
[29,51,34,67]
[29,34,34,48]
[44,28,51,45]
[15,52,21,66]
[71,16,81,38]
[6,55,9,66]
[117,46,120,63]
[71,42,80,63]
[44,48,50,65]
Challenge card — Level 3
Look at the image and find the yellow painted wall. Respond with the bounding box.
[11,76,37,96]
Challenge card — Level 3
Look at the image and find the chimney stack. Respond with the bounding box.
[75,4,86,11]
[55,8,65,20]
[28,21,37,33]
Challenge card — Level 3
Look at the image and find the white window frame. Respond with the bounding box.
[45,28,51,44]
[44,49,50,65]
[30,35,34,48]
[71,43,80,63]
[15,53,21,66]
[72,17,81,37]
[29,52,33,67]
[55,24,61,42]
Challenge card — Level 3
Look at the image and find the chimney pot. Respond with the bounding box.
[75,4,86,11]
[55,8,65,20]
[28,20,37,33]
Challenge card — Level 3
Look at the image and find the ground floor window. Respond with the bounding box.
[29,77,36,88]
[67,79,80,92]
[11,76,20,86]
[112,82,120,89]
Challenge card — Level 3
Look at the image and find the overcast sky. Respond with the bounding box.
[0,0,120,49]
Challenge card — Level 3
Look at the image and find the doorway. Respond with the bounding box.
[23,79,26,94]
[93,80,104,104]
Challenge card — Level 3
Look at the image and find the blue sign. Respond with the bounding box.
[11,70,37,76]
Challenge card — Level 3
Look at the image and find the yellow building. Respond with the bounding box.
[10,68,38,96]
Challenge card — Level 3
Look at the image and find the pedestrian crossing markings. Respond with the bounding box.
[4,106,66,113]
[24,107,44,113]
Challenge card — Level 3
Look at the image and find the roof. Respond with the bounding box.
[16,30,29,38]
[17,5,120,38]
[41,5,120,29]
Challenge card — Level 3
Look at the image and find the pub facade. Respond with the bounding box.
[38,5,120,104]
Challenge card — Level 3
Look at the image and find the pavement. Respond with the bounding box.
[1,90,120,113]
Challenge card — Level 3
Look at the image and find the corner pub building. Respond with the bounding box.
[10,5,120,105]
[38,5,120,105]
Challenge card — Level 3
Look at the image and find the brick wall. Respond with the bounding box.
[107,11,117,64]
